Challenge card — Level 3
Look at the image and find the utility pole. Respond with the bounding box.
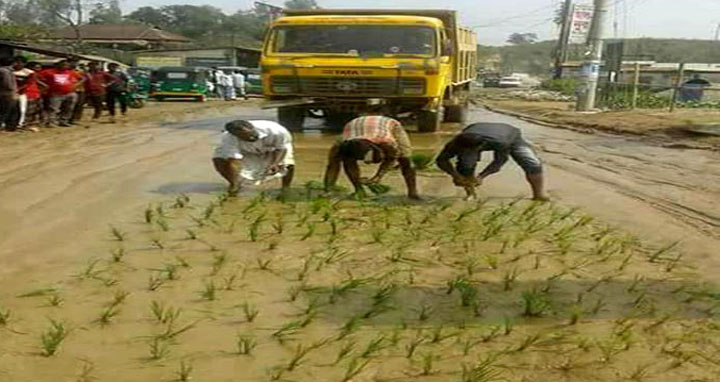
[553,0,574,79]
[715,23,720,41]
[576,0,610,111]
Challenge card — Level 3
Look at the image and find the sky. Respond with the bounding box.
[121,0,720,46]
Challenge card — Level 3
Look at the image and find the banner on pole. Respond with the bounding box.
[568,4,594,44]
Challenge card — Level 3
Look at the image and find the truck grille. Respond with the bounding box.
[271,76,425,96]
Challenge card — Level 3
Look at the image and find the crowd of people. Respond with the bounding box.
[209,68,249,101]
[0,56,131,133]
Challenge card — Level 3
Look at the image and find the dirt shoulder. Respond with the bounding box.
[477,98,720,150]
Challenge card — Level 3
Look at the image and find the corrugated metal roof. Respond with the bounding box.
[49,24,191,42]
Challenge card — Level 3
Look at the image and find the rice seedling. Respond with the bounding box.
[76,360,95,382]
[248,214,266,242]
[150,238,164,250]
[428,325,458,344]
[98,306,120,326]
[458,282,479,308]
[342,357,371,382]
[665,254,683,272]
[173,194,190,209]
[109,225,125,241]
[156,218,170,232]
[175,360,193,382]
[242,302,259,323]
[420,352,437,375]
[203,204,216,220]
[521,290,551,317]
[200,280,217,301]
[485,255,499,270]
[17,288,57,298]
[185,229,197,240]
[337,315,362,340]
[47,293,64,307]
[516,332,543,352]
[272,319,305,343]
[370,225,385,244]
[480,326,501,343]
[76,259,103,280]
[461,337,482,356]
[502,268,520,291]
[0,308,11,326]
[110,290,129,308]
[110,248,125,263]
[210,252,228,276]
[648,241,680,263]
[597,339,624,363]
[285,343,315,371]
[367,183,391,195]
[148,272,166,291]
[297,257,312,281]
[272,215,284,234]
[405,331,425,358]
[415,302,434,322]
[148,337,170,360]
[502,317,514,336]
[150,301,181,325]
[568,304,583,325]
[256,257,272,271]
[591,297,606,315]
[460,358,502,382]
[410,152,434,170]
[334,340,356,365]
[236,333,257,355]
[40,319,68,356]
[360,334,388,358]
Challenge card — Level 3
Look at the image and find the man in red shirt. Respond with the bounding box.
[40,59,83,127]
[22,62,46,128]
[84,62,115,120]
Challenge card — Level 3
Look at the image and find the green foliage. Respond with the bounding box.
[410,153,435,170]
[541,78,577,96]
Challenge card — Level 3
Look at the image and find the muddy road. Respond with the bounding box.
[0,105,718,286]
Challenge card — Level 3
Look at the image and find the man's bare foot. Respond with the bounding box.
[228,185,240,197]
[532,194,551,202]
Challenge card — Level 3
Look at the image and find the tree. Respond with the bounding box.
[125,6,169,27]
[507,33,538,45]
[284,0,318,10]
[89,0,121,24]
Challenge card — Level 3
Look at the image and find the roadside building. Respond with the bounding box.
[46,24,192,51]
[133,47,261,69]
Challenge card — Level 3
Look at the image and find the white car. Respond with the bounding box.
[499,76,523,88]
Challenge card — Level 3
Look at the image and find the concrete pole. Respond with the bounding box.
[576,0,611,111]
[553,0,574,79]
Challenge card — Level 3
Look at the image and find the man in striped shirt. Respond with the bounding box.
[324,115,419,199]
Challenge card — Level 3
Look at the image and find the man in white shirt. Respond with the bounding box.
[233,70,248,100]
[220,71,235,100]
[212,120,295,196]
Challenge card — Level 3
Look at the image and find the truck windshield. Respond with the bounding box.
[271,25,437,56]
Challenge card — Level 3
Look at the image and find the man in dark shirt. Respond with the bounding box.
[436,123,549,201]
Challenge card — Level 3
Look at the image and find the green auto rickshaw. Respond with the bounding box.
[244,68,262,95]
[151,67,210,102]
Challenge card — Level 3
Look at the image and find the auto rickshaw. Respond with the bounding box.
[151,67,210,102]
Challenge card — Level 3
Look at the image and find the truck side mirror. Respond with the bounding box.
[442,39,454,56]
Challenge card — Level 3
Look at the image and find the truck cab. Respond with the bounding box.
[261,10,477,132]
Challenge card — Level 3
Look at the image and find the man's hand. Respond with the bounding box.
[266,164,285,176]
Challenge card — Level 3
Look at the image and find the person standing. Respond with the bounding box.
[40,60,82,127]
[69,60,86,124]
[12,56,34,130]
[84,62,115,120]
[212,120,296,196]
[436,122,549,201]
[233,70,249,100]
[106,63,129,123]
[21,62,45,129]
[212,68,225,99]
[221,71,235,100]
[0,57,19,132]
[323,115,420,200]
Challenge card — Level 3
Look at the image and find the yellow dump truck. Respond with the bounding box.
[260,9,478,132]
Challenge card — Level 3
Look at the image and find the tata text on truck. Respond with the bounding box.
[261,9,478,132]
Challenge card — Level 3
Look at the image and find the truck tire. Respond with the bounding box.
[416,108,444,133]
[278,107,305,131]
[326,112,355,131]
[444,103,468,123]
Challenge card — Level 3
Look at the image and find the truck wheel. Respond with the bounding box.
[278,107,305,131]
[444,103,468,123]
[326,112,355,131]
[416,108,444,133]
